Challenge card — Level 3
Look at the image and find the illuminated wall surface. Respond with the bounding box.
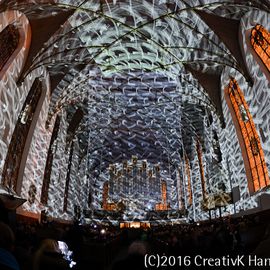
[0,1,270,222]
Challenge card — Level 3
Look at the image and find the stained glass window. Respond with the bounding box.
[251,24,270,72]
[225,78,270,192]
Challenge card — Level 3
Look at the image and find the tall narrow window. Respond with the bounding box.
[185,154,192,205]
[177,168,184,210]
[63,141,74,212]
[213,130,222,163]
[0,25,19,71]
[155,180,168,210]
[251,24,270,72]
[41,116,61,205]
[102,181,109,210]
[161,180,167,204]
[2,79,42,192]
[196,140,207,199]
[225,78,269,193]
[63,109,84,211]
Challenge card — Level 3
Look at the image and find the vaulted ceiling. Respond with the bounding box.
[3,0,269,172]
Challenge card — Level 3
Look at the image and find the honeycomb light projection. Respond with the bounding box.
[8,0,258,221]
[83,72,185,221]
[69,66,229,224]
[43,0,230,222]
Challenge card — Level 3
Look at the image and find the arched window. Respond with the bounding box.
[251,24,270,72]
[225,78,269,193]
[0,24,19,71]
[1,79,43,193]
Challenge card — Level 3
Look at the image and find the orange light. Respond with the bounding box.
[251,25,270,72]
[196,141,206,199]
[225,78,269,192]
[185,155,192,205]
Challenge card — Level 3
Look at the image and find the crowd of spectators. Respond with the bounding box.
[151,215,267,256]
[0,212,270,270]
[0,218,122,270]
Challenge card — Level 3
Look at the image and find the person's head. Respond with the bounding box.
[0,222,15,251]
[128,241,148,256]
[33,239,63,270]
[39,239,60,253]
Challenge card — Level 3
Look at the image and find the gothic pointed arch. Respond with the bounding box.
[0,10,31,81]
[224,78,269,193]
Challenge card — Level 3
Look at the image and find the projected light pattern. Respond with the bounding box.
[1,1,270,222]
[0,11,56,216]
[96,158,172,220]
[8,0,243,124]
[21,75,53,213]
[83,72,183,218]
[39,2,269,222]
[0,10,31,176]
[44,70,227,221]
[218,10,270,215]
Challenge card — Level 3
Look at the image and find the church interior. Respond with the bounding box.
[1,0,270,269]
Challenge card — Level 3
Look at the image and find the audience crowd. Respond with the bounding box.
[0,212,270,270]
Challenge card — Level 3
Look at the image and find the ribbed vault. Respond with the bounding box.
[2,0,268,221]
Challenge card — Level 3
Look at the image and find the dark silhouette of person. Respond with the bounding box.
[0,222,20,270]
[112,241,148,270]
[33,239,69,270]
